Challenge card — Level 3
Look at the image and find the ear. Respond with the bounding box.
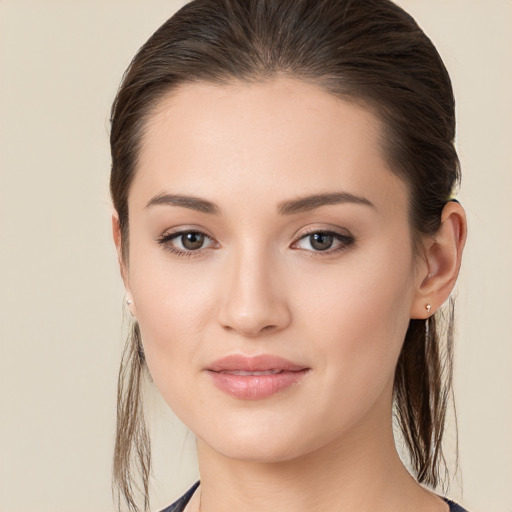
[410,201,467,319]
[112,210,134,307]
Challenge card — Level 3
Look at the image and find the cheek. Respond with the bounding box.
[294,243,415,393]
[127,250,219,389]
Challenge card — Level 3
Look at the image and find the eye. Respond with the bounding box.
[293,230,355,254]
[157,229,217,257]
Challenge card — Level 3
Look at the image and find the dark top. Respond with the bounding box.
[160,481,469,512]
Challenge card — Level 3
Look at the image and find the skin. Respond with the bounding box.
[113,77,466,512]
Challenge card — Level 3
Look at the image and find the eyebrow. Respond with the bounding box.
[145,191,374,215]
[145,193,220,214]
[277,192,374,215]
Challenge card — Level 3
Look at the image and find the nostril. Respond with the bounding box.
[221,321,279,338]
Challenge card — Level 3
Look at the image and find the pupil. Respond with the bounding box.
[183,232,204,250]
[310,233,333,251]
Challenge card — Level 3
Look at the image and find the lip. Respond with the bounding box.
[205,354,310,400]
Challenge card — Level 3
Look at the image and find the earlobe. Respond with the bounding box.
[112,211,137,317]
[410,201,467,319]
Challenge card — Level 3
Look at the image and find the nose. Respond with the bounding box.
[217,244,292,338]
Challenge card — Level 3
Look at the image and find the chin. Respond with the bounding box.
[195,419,326,464]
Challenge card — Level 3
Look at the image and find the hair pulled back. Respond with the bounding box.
[110,1,460,510]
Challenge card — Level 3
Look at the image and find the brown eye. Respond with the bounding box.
[158,229,216,256]
[293,230,355,255]
[308,233,334,251]
[181,231,205,250]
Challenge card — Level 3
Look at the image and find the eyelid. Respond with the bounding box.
[293,224,352,239]
[292,224,354,244]
[158,225,215,240]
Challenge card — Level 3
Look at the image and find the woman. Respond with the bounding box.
[110,0,468,511]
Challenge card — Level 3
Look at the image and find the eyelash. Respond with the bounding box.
[156,228,355,259]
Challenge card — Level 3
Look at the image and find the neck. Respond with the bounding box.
[194,387,445,512]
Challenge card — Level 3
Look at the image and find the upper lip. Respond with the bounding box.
[207,354,308,372]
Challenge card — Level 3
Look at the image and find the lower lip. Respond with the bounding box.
[207,369,310,400]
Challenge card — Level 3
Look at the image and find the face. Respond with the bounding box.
[120,78,424,462]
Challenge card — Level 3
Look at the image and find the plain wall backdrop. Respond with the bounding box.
[1,1,511,511]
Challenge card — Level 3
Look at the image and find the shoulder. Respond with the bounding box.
[443,497,470,512]
[160,481,200,512]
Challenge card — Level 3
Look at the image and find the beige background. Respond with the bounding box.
[0,1,511,511]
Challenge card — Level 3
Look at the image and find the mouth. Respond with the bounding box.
[207,353,308,373]
[205,354,310,400]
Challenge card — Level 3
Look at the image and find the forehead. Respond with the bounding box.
[132,77,407,214]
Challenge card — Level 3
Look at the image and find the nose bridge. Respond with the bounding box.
[217,238,290,337]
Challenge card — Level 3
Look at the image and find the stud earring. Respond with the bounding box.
[126,298,133,306]
[425,304,432,314]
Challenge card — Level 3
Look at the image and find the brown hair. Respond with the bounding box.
[110,0,460,510]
